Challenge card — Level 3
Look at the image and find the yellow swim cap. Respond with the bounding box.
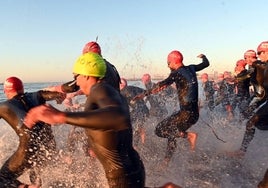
[73,52,106,78]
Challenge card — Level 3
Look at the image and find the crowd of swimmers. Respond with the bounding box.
[0,40,267,188]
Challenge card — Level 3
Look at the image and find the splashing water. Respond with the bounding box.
[0,83,267,188]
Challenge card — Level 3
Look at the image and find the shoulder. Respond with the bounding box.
[0,101,10,110]
[91,82,119,98]
[0,100,18,118]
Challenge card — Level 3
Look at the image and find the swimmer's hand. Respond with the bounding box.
[197,54,205,58]
[24,104,66,128]
[55,92,67,104]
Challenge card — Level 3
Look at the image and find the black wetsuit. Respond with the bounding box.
[202,80,215,111]
[120,85,149,147]
[64,83,145,188]
[0,91,64,187]
[144,82,168,120]
[244,60,267,117]
[240,61,268,152]
[217,78,236,110]
[150,56,209,160]
[61,58,123,160]
[234,69,251,117]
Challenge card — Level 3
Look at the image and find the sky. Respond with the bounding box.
[0,0,267,83]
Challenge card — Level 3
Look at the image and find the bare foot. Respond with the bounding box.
[158,182,183,188]
[89,149,97,158]
[187,132,197,150]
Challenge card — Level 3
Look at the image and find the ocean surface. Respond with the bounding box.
[0,81,267,188]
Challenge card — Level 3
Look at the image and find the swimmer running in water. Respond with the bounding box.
[24,52,145,188]
[0,76,66,188]
[134,51,210,165]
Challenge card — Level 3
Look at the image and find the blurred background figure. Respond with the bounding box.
[120,78,149,148]
[233,60,251,120]
[200,73,215,111]
[215,71,236,120]
[141,73,169,121]
[244,49,258,70]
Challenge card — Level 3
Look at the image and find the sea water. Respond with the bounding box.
[0,81,267,188]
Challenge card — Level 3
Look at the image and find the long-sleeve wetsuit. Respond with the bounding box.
[64,83,145,188]
[240,62,268,152]
[149,56,209,160]
[0,90,64,187]
[234,69,251,117]
[202,80,215,111]
[121,85,149,147]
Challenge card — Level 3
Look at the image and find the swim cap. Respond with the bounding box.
[82,41,101,55]
[236,59,247,68]
[142,73,151,83]
[257,41,268,53]
[223,71,231,79]
[201,73,208,79]
[235,65,245,73]
[167,50,183,64]
[244,50,257,59]
[73,52,106,78]
[218,73,224,79]
[4,76,24,93]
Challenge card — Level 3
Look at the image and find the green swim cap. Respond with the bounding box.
[73,52,106,78]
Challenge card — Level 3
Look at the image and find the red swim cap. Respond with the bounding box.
[167,50,183,64]
[257,41,268,53]
[244,50,257,59]
[4,77,24,93]
[141,73,151,83]
[82,41,101,55]
[201,73,208,79]
[218,73,224,79]
[236,59,247,68]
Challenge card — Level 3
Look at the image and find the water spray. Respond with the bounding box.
[199,117,226,143]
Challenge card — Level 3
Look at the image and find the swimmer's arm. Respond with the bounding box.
[65,106,127,130]
[38,90,66,104]
[24,104,128,130]
[145,76,174,96]
[194,54,210,71]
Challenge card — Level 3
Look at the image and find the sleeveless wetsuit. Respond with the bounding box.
[64,83,145,188]
[240,62,268,152]
[0,91,63,187]
[153,56,209,160]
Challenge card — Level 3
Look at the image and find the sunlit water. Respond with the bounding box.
[0,82,267,188]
